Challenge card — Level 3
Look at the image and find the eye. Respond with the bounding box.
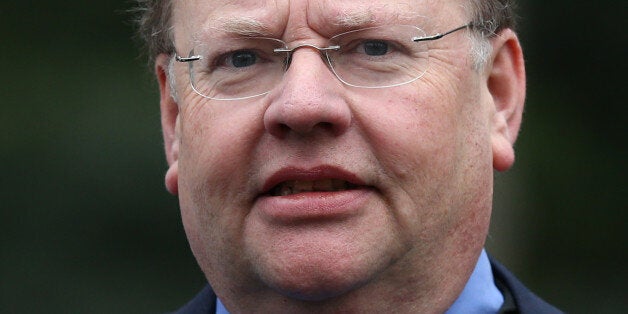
[359,40,389,56]
[224,50,258,68]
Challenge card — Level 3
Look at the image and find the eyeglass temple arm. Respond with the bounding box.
[412,23,473,42]
[176,55,201,62]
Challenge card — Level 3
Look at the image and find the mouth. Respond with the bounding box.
[269,179,359,196]
[261,166,368,198]
[256,166,372,221]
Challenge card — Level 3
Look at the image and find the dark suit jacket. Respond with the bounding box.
[175,258,562,313]
[489,258,562,313]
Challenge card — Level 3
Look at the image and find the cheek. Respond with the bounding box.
[176,101,266,280]
[176,99,264,243]
[354,87,460,179]
[351,75,492,232]
[178,101,260,198]
[348,89,458,235]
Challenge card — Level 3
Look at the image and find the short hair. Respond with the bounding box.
[133,0,517,66]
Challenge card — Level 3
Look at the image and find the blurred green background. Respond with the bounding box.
[1,1,625,313]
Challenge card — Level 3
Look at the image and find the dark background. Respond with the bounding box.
[1,1,625,313]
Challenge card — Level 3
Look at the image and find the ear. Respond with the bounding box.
[486,29,526,171]
[155,53,180,195]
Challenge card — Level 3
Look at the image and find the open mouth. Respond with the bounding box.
[269,179,359,196]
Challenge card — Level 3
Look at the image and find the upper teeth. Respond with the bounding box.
[272,179,352,196]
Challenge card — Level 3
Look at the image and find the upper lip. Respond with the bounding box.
[260,165,367,195]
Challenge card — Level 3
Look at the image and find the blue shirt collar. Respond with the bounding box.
[445,249,504,313]
[216,249,503,314]
[216,297,229,314]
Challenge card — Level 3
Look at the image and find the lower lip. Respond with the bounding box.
[254,189,373,223]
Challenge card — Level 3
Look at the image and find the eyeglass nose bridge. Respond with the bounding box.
[274,44,340,54]
[274,44,340,68]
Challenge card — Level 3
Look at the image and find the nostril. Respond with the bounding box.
[276,124,291,137]
[264,122,291,139]
[318,122,335,134]
[268,121,339,138]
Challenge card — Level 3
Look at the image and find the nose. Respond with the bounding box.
[263,47,351,138]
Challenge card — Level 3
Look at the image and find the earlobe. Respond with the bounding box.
[486,29,526,171]
[156,54,181,194]
[165,162,179,195]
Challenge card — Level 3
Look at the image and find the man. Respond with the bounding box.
[135,0,561,312]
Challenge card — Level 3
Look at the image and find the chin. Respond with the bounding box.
[242,208,407,301]
[263,263,371,301]
[250,241,396,302]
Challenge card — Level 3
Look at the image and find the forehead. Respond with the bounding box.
[172,0,465,43]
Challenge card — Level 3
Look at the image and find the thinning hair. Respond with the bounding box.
[133,0,517,68]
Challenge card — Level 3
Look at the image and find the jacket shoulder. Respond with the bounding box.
[490,257,563,314]
[173,285,216,314]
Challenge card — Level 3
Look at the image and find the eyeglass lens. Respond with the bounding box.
[186,25,431,100]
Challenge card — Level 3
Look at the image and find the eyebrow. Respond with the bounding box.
[210,16,275,38]
[333,10,376,28]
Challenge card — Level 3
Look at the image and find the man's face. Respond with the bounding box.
[160,0,521,309]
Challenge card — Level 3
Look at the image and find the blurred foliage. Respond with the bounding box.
[1,0,625,313]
